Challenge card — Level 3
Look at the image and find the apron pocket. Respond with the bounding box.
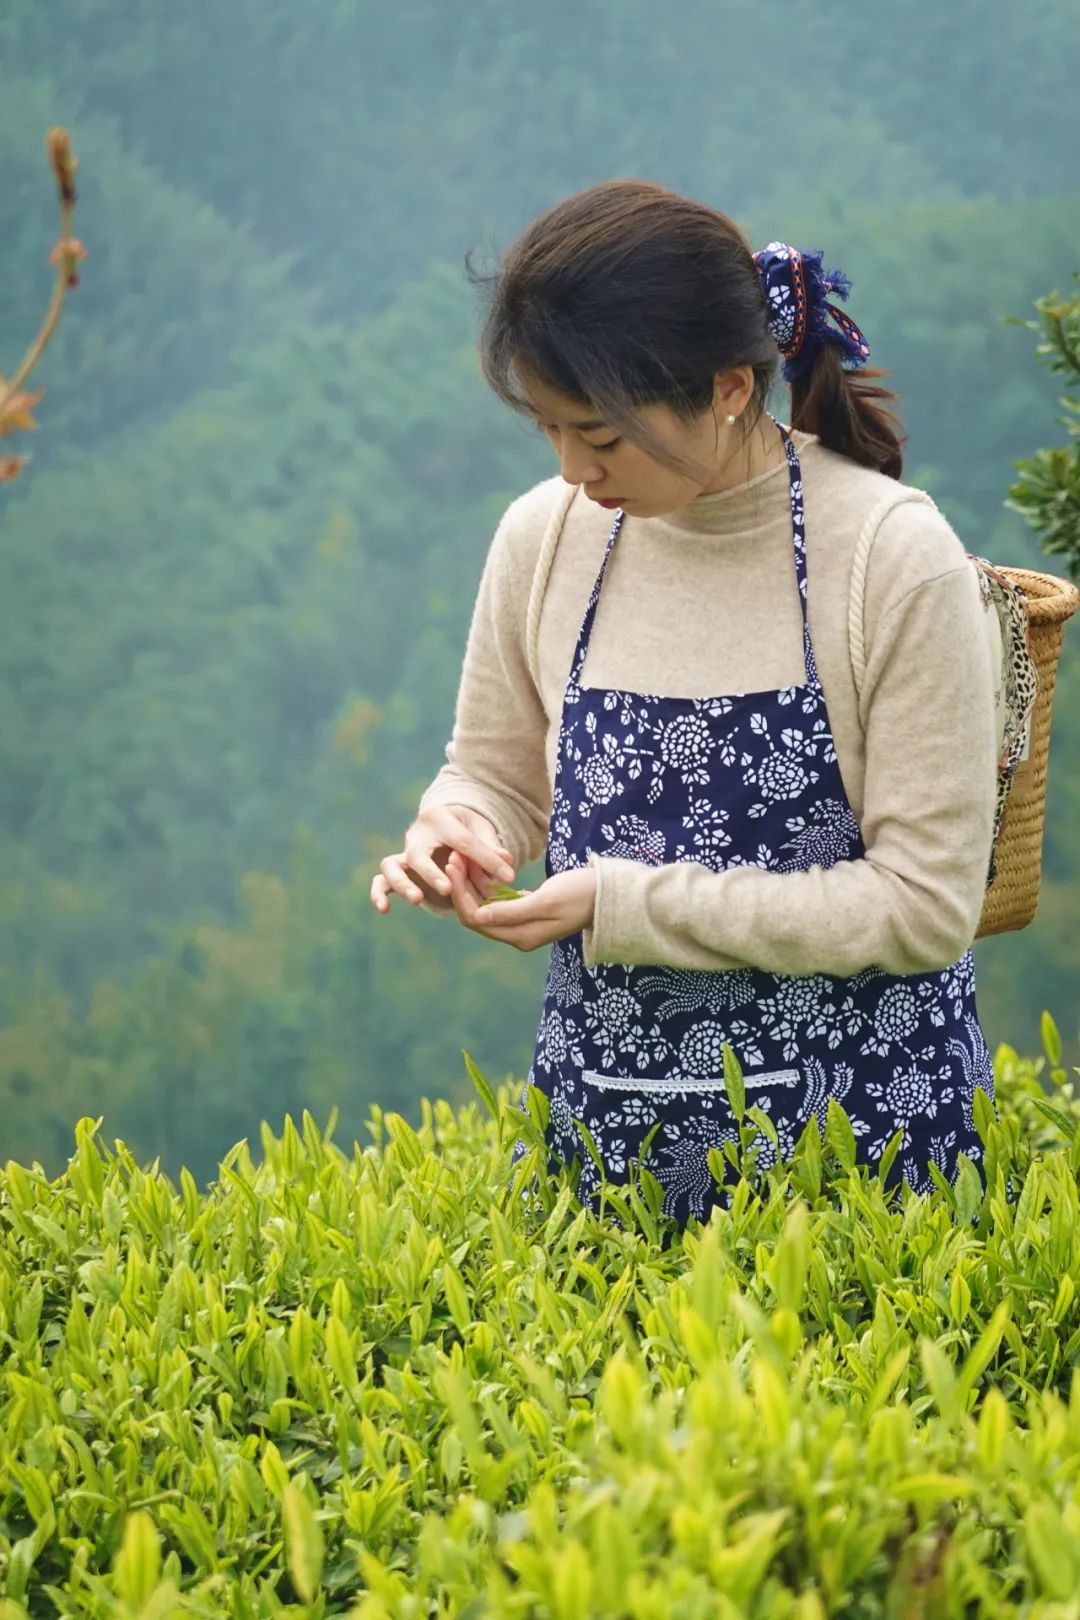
[575,1066,805,1221]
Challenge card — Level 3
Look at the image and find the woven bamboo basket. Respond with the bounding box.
[976,566,1080,938]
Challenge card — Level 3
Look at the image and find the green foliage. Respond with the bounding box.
[1,1041,1080,1612]
[1004,272,1080,579]
[1,0,1079,1172]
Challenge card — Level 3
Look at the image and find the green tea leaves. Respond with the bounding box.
[282,1483,325,1603]
[722,1041,745,1123]
[2,1040,1078,1609]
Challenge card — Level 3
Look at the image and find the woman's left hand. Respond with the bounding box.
[445,852,597,950]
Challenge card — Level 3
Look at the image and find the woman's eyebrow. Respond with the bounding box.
[525,406,608,431]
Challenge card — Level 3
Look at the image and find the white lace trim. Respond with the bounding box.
[581,1067,801,1094]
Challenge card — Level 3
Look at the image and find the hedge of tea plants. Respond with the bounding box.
[2,1019,1080,1617]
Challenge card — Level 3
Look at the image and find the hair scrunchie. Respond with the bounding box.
[752,241,871,384]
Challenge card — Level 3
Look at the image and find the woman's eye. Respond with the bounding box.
[534,422,620,452]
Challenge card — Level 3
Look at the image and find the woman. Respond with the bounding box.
[370,179,1000,1225]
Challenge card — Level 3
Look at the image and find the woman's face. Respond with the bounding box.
[517,366,771,518]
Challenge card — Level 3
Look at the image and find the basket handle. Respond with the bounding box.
[849,498,1080,699]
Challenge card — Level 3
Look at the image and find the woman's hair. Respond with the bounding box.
[465,178,906,481]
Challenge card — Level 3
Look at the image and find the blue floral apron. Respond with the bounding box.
[510,418,996,1225]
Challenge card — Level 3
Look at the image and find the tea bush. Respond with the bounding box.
[2,1019,1080,1617]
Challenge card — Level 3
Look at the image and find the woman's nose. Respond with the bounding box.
[560,447,601,486]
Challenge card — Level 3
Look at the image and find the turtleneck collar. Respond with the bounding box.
[655,427,819,537]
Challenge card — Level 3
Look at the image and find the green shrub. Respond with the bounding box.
[1,1021,1079,1616]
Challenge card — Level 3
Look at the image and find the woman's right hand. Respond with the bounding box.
[369,805,517,915]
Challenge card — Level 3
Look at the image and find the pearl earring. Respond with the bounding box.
[725,413,736,424]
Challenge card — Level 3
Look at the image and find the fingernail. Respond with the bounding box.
[499,864,514,881]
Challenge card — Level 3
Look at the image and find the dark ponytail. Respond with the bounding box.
[791,343,907,479]
[465,178,907,483]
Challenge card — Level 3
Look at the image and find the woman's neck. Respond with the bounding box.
[700,411,789,495]
[659,426,817,537]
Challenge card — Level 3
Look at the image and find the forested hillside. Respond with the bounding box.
[1,0,1078,1181]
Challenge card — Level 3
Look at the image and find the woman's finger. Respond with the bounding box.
[463,857,500,906]
[428,810,516,882]
[401,834,513,896]
[380,852,432,906]
[446,853,493,927]
[370,872,392,913]
[448,864,544,947]
[397,843,453,897]
[447,851,482,903]
[446,854,474,915]
[461,840,517,881]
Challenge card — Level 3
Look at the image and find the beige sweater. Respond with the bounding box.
[417,427,1000,979]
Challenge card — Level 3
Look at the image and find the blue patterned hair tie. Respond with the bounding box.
[752,241,871,384]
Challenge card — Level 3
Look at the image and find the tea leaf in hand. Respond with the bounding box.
[487,882,531,901]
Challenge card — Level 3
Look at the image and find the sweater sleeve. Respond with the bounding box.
[416,493,553,877]
[581,554,999,978]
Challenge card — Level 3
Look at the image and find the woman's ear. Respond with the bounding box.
[713,366,754,418]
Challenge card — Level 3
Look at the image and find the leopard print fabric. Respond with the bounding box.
[969,555,1039,889]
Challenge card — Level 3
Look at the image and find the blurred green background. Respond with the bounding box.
[1,0,1077,1184]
